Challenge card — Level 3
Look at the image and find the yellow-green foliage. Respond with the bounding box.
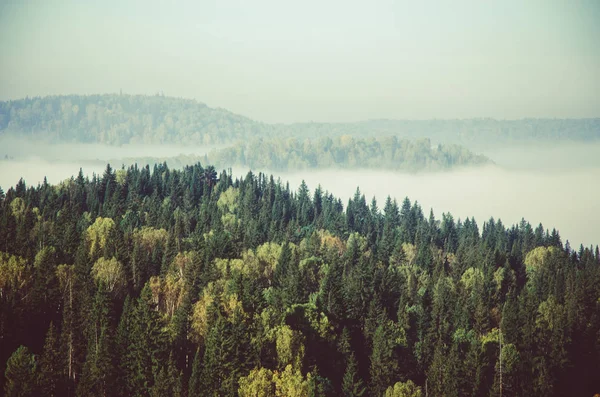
[346,232,368,253]
[149,273,187,319]
[238,367,276,397]
[86,217,116,257]
[0,252,30,300]
[460,267,484,292]
[275,325,305,370]
[384,380,423,397]
[222,292,247,323]
[480,327,500,345]
[9,197,26,220]
[169,251,197,280]
[218,187,240,231]
[132,226,168,253]
[402,243,417,266]
[214,241,287,283]
[316,229,345,256]
[33,246,55,269]
[453,328,476,344]
[56,264,75,294]
[215,258,243,278]
[189,280,246,344]
[224,242,282,282]
[256,242,283,282]
[91,257,125,295]
[524,246,558,276]
[217,187,239,213]
[273,365,311,397]
[433,276,455,301]
[189,283,219,346]
[221,212,240,232]
[493,267,505,292]
[536,296,565,332]
[238,365,312,397]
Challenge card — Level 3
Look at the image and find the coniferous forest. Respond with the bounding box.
[1,162,599,397]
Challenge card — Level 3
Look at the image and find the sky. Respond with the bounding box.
[1,0,599,123]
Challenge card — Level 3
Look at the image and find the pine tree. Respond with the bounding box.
[38,322,62,396]
[342,353,365,397]
[77,285,115,397]
[188,349,201,397]
[150,355,180,397]
[4,346,37,397]
[126,284,167,396]
[115,296,134,397]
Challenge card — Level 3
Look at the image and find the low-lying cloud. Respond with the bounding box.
[1,139,598,248]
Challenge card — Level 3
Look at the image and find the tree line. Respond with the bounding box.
[0,162,599,396]
[1,95,598,147]
[111,136,491,173]
[205,136,490,172]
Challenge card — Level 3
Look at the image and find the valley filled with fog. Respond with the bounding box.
[260,164,599,249]
[253,143,600,248]
[1,139,599,248]
[0,137,219,187]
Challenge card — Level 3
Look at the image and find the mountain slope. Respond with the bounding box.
[1,95,599,147]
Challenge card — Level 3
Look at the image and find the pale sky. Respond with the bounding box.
[1,0,599,123]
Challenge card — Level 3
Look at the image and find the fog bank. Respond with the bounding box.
[1,140,598,249]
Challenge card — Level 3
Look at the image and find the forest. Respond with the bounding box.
[107,136,490,174]
[1,161,599,396]
[1,95,599,147]
[204,137,490,172]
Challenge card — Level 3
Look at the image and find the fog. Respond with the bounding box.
[0,136,221,163]
[237,142,600,248]
[261,165,599,249]
[1,140,598,248]
[1,2,599,122]
[0,136,221,187]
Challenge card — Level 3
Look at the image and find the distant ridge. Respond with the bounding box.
[1,94,599,147]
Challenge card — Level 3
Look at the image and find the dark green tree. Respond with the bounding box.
[4,346,37,397]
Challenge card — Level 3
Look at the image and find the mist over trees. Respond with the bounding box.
[1,95,599,147]
[205,136,490,172]
[1,162,599,396]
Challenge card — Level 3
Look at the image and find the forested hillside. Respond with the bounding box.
[114,136,491,173]
[282,118,600,147]
[1,162,598,396]
[205,136,490,172]
[0,95,271,145]
[1,95,599,147]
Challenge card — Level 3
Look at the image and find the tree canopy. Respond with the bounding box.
[0,162,598,396]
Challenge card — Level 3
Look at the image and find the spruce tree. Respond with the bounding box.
[38,322,62,396]
[342,353,365,397]
[4,346,37,397]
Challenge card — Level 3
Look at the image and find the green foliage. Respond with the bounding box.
[91,256,126,295]
[208,136,491,173]
[1,95,599,149]
[238,367,276,397]
[342,353,366,397]
[384,380,422,397]
[0,252,31,304]
[4,346,37,397]
[85,217,115,258]
[0,163,599,397]
[370,320,407,396]
[275,325,305,370]
[38,322,62,396]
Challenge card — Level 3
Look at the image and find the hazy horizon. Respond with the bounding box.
[3,93,600,126]
[1,1,599,123]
